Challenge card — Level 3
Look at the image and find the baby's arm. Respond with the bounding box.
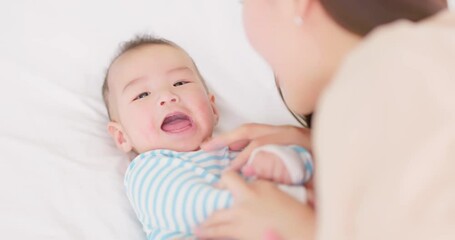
[243,144,313,185]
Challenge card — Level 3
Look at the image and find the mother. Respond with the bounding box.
[197,0,454,239]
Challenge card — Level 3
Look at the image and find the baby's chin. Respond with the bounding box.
[134,129,214,154]
[135,141,202,154]
[161,130,213,152]
[171,140,204,152]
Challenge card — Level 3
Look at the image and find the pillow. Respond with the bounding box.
[0,0,297,239]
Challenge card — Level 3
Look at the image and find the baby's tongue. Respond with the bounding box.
[161,116,192,133]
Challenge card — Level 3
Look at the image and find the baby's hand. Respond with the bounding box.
[242,150,292,184]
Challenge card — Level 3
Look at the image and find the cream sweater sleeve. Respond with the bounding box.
[315,11,455,240]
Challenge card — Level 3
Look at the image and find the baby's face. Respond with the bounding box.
[107,44,218,153]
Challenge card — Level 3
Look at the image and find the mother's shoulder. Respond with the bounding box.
[330,10,455,92]
[348,10,455,68]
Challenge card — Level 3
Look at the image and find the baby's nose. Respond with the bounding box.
[159,94,179,106]
[160,98,177,106]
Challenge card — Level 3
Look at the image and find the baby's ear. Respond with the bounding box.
[107,121,133,153]
[209,94,219,125]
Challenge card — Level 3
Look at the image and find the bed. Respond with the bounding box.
[0,1,298,239]
[2,1,454,239]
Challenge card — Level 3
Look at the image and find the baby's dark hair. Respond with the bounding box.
[102,34,209,120]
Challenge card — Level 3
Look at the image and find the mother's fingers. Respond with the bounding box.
[230,128,310,171]
[229,140,261,171]
[227,139,251,151]
[195,223,236,239]
[263,229,284,240]
[196,172,249,239]
[196,209,237,239]
[221,170,252,200]
[198,209,235,229]
[201,123,280,151]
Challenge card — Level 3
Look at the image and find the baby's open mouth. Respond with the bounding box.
[161,112,193,133]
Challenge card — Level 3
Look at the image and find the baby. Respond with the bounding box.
[102,35,313,239]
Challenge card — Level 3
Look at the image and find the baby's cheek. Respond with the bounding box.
[134,123,160,151]
[132,115,157,138]
[143,119,159,136]
[195,103,216,126]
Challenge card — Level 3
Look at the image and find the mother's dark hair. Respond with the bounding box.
[320,0,448,36]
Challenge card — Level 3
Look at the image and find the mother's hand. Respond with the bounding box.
[201,123,312,171]
[195,171,315,240]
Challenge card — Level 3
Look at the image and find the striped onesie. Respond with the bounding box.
[124,145,313,240]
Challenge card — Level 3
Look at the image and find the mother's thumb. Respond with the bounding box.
[221,170,250,199]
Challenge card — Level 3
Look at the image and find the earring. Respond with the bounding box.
[294,16,303,26]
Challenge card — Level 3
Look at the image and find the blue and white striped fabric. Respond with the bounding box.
[124,147,235,239]
[124,146,312,239]
[289,145,314,184]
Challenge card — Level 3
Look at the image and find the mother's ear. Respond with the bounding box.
[294,0,312,22]
[107,121,133,153]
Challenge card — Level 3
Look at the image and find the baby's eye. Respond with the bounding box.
[173,80,189,87]
[133,92,150,101]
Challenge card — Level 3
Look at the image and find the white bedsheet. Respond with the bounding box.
[0,1,297,239]
[2,1,451,239]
